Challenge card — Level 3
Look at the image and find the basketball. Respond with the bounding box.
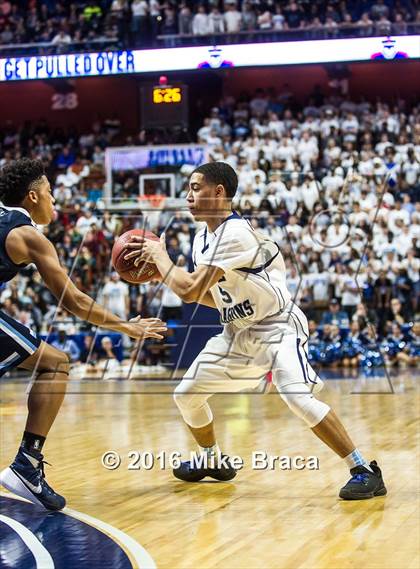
[111,229,160,284]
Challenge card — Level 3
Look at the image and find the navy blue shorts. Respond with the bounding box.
[0,309,41,378]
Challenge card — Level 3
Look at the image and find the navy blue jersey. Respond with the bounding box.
[0,206,42,375]
[0,206,36,284]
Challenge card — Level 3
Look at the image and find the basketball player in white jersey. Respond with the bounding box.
[124,162,386,500]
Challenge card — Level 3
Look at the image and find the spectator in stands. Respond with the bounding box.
[383,322,409,366]
[102,272,129,322]
[51,325,81,363]
[257,7,272,30]
[393,12,408,35]
[53,182,72,205]
[84,223,109,273]
[56,146,75,169]
[376,14,392,35]
[51,29,72,46]
[402,148,419,190]
[224,3,242,33]
[83,1,102,23]
[79,335,98,367]
[192,5,209,36]
[393,268,413,308]
[177,2,192,35]
[161,4,177,35]
[324,16,339,38]
[149,0,162,39]
[75,208,99,236]
[342,320,365,368]
[370,1,389,21]
[406,321,420,365]
[272,5,286,30]
[0,23,13,44]
[0,0,11,18]
[321,298,350,328]
[0,0,416,54]
[340,266,361,319]
[131,0,149,45]
[98,336,121,374]
[374,270,393,333]
[388,297,407,327]
[242,2,257,31]
[352,302,375,330]
[208,7,225,33]
[161,283,183,322]
[284,1,303,29]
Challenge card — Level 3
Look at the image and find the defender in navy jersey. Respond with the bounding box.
[0,158,166,510]
[125,162,386,500]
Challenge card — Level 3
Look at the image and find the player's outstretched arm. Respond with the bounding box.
[6,226,167,340]
[124,234,223,304]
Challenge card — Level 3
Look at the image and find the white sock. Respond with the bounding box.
[344,449,373,472]
[199,443,221,459]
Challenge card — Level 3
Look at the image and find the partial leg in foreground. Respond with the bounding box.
[1,342,70,510]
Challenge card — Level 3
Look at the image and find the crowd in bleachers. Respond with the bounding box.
[0,0,419,53]
[0,85,419,368]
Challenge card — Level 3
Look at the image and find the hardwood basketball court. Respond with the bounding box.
[0,370,419,569]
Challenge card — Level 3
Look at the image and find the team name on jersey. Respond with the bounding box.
[220,299,255,324]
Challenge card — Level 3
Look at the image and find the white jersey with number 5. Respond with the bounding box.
[192,211,291,329]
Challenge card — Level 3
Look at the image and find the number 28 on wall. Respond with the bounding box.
[51,93,79,110]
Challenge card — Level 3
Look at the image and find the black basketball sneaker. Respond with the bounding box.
[173,453,237,482]
[339,460,387,500]
[0,447,66,511]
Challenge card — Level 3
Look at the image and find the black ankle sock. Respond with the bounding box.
[21,431,46,454]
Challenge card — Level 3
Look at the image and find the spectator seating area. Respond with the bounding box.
[0,86,419,370]
[0,0,419,55]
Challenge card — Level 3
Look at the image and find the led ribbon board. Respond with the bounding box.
[0,36,418,82]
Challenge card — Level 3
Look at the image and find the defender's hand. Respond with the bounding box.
[125,315,167,340]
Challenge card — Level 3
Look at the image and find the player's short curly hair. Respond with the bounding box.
[0,158,45,206]
[192,162,238,198]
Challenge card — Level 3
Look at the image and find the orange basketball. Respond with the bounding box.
[111,229,160,284]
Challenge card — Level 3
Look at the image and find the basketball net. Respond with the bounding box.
[138,194,167,210]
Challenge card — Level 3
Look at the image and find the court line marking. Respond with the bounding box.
[63,506,157,569]
[0,491,156,569]
[0,513,55,569]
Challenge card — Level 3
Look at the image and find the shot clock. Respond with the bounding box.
[152,86,182,104]
[141,83,188,128]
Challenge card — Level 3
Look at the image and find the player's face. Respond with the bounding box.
[187,173,219,222]
[31,175,56,225]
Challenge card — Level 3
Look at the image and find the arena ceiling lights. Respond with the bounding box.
[0,35,418,82]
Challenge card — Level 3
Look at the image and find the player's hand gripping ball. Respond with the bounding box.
[111,229,160,284]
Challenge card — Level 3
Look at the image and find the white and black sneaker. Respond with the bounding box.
[0,447,66,511]
[173,454,237,482]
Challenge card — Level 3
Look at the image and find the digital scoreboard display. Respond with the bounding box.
[152,86,182,104]
[141,83,188,128]
[1,37,418,82]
